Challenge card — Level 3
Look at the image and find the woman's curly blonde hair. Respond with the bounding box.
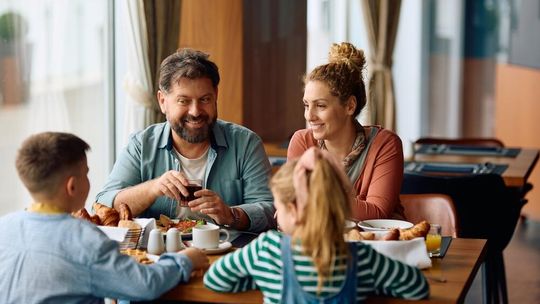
[305,42,367,118]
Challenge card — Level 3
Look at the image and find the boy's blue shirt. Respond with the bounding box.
[0,211,193,303]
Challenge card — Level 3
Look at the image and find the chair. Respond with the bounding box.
[400,194,458,237]
[401,173,525,304]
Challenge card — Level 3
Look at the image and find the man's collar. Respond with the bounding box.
[158,123,173,150]
[211,120,227,149]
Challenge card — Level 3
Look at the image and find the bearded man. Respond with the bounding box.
[96,49,275,232]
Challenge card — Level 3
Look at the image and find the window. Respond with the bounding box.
[0,0,113,214]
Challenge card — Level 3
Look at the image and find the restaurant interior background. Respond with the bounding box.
[1,0,539,221]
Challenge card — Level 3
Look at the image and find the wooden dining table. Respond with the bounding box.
[410,146,539,188]
[160,238,487,304]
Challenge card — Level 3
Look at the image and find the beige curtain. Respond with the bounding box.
[143,0,182,123]
[361,0,401,131]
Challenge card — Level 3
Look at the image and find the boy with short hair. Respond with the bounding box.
[0,132,208,303]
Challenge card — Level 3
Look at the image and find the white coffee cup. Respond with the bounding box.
[192,224,230,249]
[147,228,165,255]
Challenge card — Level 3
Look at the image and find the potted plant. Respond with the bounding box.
[0,11,29,107]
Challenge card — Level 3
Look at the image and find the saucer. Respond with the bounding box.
[186,240,233,255]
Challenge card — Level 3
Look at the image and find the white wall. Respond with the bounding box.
[393,0,427,158]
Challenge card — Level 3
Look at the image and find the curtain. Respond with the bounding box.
[143,0,181,104]
[121,0,180,145]
[122,0,155,145]
[361,0,401,131]
[28,0,72,133]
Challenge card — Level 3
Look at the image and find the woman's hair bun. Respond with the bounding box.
[328,42,366,72]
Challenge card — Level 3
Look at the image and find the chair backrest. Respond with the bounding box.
[400,194,458,237]
[415,137,505,148]
[401,173,523,253]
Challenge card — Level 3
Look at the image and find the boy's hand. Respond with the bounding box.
[180,247,209,271]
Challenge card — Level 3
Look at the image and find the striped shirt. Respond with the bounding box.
[204,230,429,303]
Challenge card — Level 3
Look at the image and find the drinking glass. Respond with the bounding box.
[426,224,442,257]
[179,179,203,207]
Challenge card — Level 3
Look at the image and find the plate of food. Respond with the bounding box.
[347,221,430,241]
[358,219,413,232]
[157,214,205,237]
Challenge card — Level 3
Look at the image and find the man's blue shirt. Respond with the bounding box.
[96,120,275,232]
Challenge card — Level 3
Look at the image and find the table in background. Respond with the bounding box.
[411,146,539,187]
[161,238,487,304]
[264,142,288,174]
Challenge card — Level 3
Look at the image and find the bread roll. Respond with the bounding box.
[118,220,141,230]
[118,203,132,221]
[345,229,375,241]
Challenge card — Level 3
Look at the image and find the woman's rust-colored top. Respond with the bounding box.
[287,126,404,220]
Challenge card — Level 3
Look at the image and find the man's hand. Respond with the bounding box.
[188,189,233,225]
[152,170,190,201]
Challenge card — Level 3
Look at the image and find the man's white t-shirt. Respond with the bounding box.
[175,148,210,220]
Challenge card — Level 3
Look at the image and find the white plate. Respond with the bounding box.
[358,219,413,231]
[345,220,356,231]
[186,240,233,255]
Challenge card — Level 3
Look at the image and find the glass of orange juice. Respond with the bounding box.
[425,224,442,257]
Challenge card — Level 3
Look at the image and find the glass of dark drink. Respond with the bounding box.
[179,179,203,207]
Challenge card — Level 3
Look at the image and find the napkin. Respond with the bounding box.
[361,238,432,269]
[97,218,156,249]
[97,226,129,242]
[134,218,156,249]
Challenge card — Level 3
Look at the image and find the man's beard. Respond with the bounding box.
[170,114,216,143]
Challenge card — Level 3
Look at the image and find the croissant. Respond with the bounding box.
[93,202,120,227]
[118,203,132,221]
[71,208,92,222]
[382,228,400,241]
[399,221,430,240]
[89,214,101,225]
